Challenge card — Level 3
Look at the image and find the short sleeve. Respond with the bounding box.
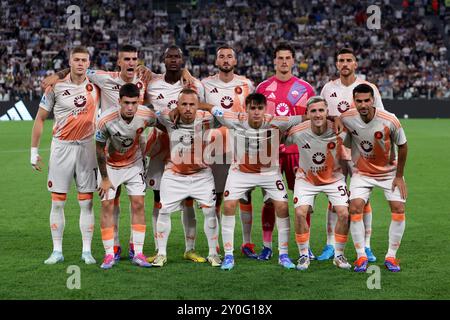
[39,86,55,112]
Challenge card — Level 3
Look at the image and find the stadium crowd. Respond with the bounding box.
[0,0,449,102]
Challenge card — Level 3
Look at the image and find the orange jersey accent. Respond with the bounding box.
[39,75,100,141]
[341,108,406,179]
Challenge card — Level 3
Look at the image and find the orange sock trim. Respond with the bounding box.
[101,227,114,240]
[295,232,310,244]
[51,192,67,201]
[113,198,120,206]
[77,192,93,201]
[350,213,363,222]
[154,202,162,209]
[335,233,348,243]
[184,199,194,207]
[132,224,146,233]
[391,212,405,222]
[363,203,372,214]
[239,203,253,212]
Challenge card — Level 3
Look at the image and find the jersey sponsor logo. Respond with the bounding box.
[220,96,234,109]
[86,83,93,92]
[167,99,177,110]
[360,140,373,153]
[267,92,276,100]
[74,95,87,108]
[327,142,336,150]
[235,86,242,94]
[374,131,383,139]
[179,134,194,146]
[210,88,218,93]
[302,143,311,149]
[275,102,289,116]
[337,101,350,113]
[157,93,164,100]
[136,81,143,89]
[122,138,134,148]
[112,84,121,91]
[330,92,337,97]
[312,152,326,165]
[62,90,71,96]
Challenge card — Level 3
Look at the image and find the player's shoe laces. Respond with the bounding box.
[278,254,296,269]
[365,247,377,262]
[207,254,222,267]
[241,243,258,259]
[317,245,335,261]
[221,255,234,270]
[129,243,135,261]
[353,256,368,272]
[152,254,167,267]
[333,255,351,270]
[132,253,152,268]
[384,257,401,272]
[100,254,115,270]
[296,254,310,271]
[257,246,273,261]
[44,251,64,265]
[308,247,316,260]
[183,249,206,263]
[81,251,96,265]
[113,245,122,262]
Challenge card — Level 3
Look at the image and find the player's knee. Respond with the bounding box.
[390,202,405,214]
[101,200,114,212]
[335,207,349,221]
[349,201,363,215]
[223,201,237,215]
[274,202,289,218]
[295,206,309,219]
[131,199,145,214]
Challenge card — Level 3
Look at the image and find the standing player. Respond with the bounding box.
[201,45,257,258]
[318,48,384,262]
[285,96,350,270]
[341,84,408,272]
[31,46,100,265]
[145,45,206,263]
[95,83,156,269]
[255,43,315,261]
[151,89,220,267]
[199,93,302,271]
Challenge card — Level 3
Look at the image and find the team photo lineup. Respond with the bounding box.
[30,39,407,273]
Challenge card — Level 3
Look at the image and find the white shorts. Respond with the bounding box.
[293,177,349,208]
[349,173,406,203]
[160,169,216,214]
[145,157,165,190]
[211,163,230,194]
[223,169,288,202]
[102,162,146,201]
[47,138,97,193]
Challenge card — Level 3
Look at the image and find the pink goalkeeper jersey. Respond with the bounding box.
[256,75,315,153]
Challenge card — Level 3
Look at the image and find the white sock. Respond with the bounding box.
[276,216,290,255]
[132,224,146,255]
[363,212,372,248]
[79,199,94,253]
[182,204,196,252]
[156,213,171,256]
[387,213,406,258]
[221,215,235,256]
[152,202,160,251]
[113,204,120,246]
[326,209,338,246]
[101,227,114,256]
[202,207,219,256]
[350,215,366,259]
[50,200,66,252]
[239,205,253,244]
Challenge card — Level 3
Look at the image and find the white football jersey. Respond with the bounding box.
[146,74,205,112]
[320,77,384,117]
[202,74,254,112]
[86,70,147,112]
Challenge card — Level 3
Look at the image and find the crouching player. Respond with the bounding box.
[285,96,350,270]
[96,83,157,269]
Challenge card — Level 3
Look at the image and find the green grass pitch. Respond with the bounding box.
[0,119,449,300]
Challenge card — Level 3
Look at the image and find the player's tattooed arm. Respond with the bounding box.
[136,65,152,84]
[392,143,408,199]
[41,68,70,90]
[96,141,115,199]
[181,68,195,88]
